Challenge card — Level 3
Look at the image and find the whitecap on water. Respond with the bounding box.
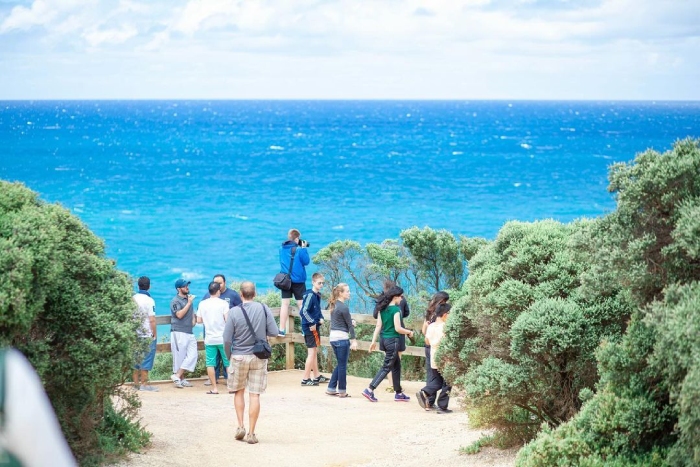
[452,151,463,155]
[332,225,344,230]
[171,268,205,281]
[513,183,522,187]
[269,145,284,150]
[520,143,532,149]
[233,214,249,220]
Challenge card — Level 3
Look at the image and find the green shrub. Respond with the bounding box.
[0,181,148,465]
[440,218,630,442]
[517,139,700,466]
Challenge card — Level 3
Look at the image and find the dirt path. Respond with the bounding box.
[117,370,517,467]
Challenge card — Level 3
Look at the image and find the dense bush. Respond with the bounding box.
[517,138,700,465]
[0,181,148,465]
[440,218,631,445]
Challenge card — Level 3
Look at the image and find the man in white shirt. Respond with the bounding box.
[133,276,158,391]
[196,281,229,393]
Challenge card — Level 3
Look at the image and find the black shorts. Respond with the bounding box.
[281,282,306,300]
[304,328,320,348]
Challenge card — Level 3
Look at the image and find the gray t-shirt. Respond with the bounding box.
[330,301,356,339]
[170,295,194,334]
[224,301,279,356]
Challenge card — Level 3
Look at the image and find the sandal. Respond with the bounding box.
[205,390,219,395]
[338,393,351,398]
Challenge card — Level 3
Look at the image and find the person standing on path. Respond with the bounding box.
[326,283,357,397]
[224,281,279,444]
[201,274,242,385]
[417,303,453,414]
[132,276,158,392]
[196,281,229,393]
[170,278,198,388]
[277,229,310,336]
[421,291,450,408]
[362,286,414,403]
[299,273,330,386]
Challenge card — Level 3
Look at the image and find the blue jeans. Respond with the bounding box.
[329,340,350,393]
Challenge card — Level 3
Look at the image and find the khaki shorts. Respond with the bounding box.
[227,354,268,394]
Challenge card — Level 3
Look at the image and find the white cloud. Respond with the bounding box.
[82,25,138,47]
[0,0,54,32]
[0,0,698,99]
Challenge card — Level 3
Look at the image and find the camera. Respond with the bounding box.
[299,238,310,248]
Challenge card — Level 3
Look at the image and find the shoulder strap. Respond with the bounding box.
[239,304,260,345]
[287,246,297,274]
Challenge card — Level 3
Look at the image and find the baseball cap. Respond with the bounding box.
[174,278,191,289]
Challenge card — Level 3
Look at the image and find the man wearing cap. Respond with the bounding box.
[170,278,198,388]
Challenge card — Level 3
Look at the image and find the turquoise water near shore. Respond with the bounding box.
[1,100,699,326]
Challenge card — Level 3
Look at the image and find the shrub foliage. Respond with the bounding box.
[517,138,700,465]
[0,181,148,465]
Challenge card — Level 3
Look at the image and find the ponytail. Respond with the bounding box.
[328,283,348,315]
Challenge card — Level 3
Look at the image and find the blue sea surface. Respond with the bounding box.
[1,100,699,322]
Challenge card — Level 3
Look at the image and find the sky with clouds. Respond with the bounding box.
[0,0,698,99]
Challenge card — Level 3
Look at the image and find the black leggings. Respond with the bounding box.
[370,337,402,393]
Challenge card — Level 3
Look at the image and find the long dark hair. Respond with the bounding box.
[425,291,449,322]
[373,285,404,317]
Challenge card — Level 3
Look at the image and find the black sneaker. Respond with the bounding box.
[416,390,428,409]
[313,375,330,384]
[436,408,453,414]
[301,379,319,386]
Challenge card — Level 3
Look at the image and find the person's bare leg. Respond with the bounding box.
[206,367,218,392]
[248,393,261,435]
[279,297,290,331]
[234,390,246,428]
[132,370,139,387]
[311,350,320,379]
[303,347,317,380]
[140,370,149,386]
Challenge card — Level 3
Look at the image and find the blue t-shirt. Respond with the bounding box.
[201,288,242,310]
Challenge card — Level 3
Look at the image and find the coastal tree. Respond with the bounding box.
[439,218,631,445]
[517,138,700,466]
[0,181,149,465]
[400,226,464,291]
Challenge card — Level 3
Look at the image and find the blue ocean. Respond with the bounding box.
[1,100,699,322]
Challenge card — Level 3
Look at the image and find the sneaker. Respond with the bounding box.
[170,373,180,383]
[362,388,378,402]
[180,379,193,387]
[235,426,246,441]
[174,380,184,389]
[394,392,411,402]
[301,379,319,386]
[436,408,453,414]
[416,390,427,409]
[314,375,330,384]
[139,385,159,392]
[204,380,212,386]
[246,433,259,444]
[277,330,286,337]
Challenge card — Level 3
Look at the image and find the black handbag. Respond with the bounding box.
[240,304,272,359]
[273,246,297,291]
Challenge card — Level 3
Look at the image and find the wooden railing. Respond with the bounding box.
[155,306,425,369]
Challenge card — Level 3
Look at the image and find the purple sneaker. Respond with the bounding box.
[362,388,378,402]
[394,392,411,402]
